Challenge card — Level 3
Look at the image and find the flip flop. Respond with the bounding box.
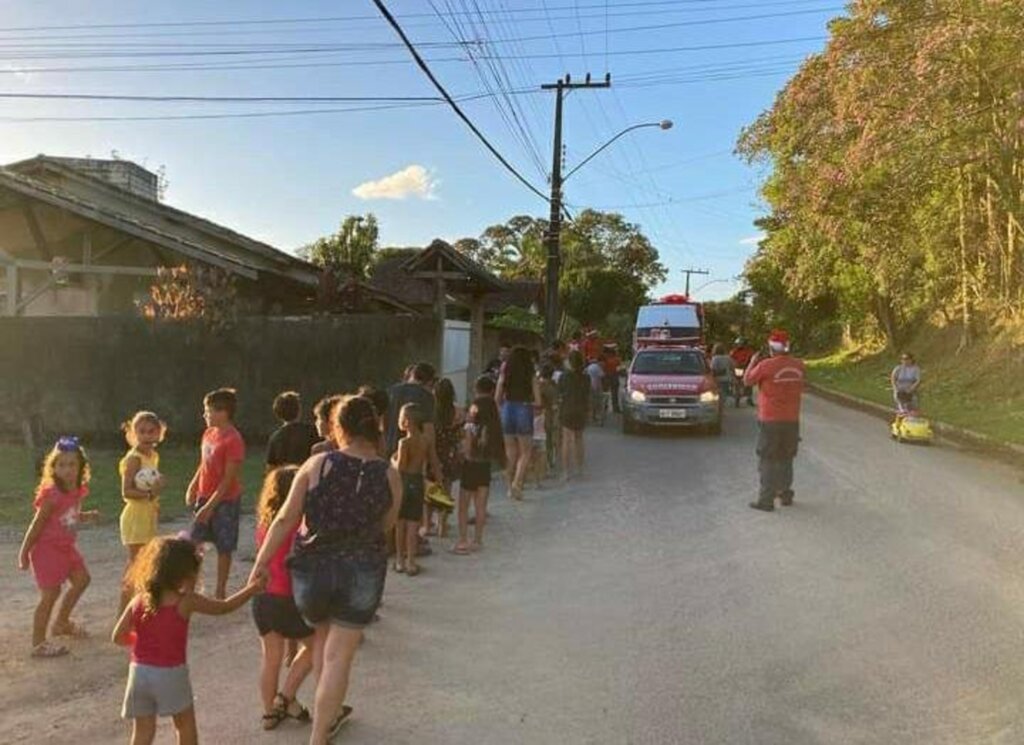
[451,543,471,556]
[406,565,421,577]
[30,641,69,659]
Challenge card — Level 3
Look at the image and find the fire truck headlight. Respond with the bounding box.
[699,390,720,404]
[630,390,646,403]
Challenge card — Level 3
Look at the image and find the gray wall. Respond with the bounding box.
[0,315,439,444]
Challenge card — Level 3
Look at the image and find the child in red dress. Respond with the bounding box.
[18,436,100,658]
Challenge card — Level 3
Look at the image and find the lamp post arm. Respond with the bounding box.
[564,123,661,182]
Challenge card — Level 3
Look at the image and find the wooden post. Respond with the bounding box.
[468,293,485,401]
[5,263,18,316]
[434,255,446,374]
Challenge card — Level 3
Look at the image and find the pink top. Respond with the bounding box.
[33,484,88,551]
[131,602,189,667]
[255,523,296,597]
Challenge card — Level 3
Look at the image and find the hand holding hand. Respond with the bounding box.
[248,564,269,591]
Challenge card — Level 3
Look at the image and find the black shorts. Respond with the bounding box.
[461,460,491,491]
[252,593,314,639]
[561,411,587,432]
[399,473,425,521]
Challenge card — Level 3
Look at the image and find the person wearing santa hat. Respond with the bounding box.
[743,329,806,512]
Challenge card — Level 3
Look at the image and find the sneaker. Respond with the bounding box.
[328,705,353,740]
[749,501,774,512]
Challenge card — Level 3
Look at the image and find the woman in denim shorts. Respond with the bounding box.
[252,395,401,743]
[496,346,541,501]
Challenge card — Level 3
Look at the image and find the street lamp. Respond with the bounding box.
[564,120,674,181]
[545,119,673,343]
[692,279,732,296]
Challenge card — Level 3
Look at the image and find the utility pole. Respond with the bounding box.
[680,267,710,296]
[541,73,611,344]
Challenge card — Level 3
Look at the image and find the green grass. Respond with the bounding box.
[808,334,1024,445]
[0,444,267,527]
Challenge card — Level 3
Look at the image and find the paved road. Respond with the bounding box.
[10,395,1024,744]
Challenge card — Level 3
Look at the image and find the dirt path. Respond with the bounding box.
[0,513,281,744]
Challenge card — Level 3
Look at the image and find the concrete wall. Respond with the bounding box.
[0,315,439,444]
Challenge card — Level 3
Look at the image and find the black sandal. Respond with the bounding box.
[273,692,311,723]
[261,710,286,731]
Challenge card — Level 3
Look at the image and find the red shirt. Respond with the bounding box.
[34,484,87,551]
[198,426,245,501]
[744,355,806,422]
[255,523,297,597]
[131,602,189,667]
[730,346,755,368]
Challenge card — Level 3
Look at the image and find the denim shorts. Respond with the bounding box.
[122,663,193,719]
[189,499,241,554]
[501,401,534,436]
[290,552,386,629]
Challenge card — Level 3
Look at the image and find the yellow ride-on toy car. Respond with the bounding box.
[890,389,934,444]
[890,412,934,444]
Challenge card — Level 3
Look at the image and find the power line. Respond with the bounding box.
[371,0,548,203]
[0,92,441,103]
[0,1,831,33]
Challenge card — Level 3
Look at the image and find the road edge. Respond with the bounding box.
[807,382,1024,464]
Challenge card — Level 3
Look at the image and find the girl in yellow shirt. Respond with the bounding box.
[119,411,166,611]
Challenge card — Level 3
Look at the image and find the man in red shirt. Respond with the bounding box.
[744,330,806,512]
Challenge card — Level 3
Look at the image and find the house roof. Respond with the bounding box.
[369,254,432,306]
[484,279,543,313]
[369,245,545,314]
[402,239,507,296]
[2,156,318,286]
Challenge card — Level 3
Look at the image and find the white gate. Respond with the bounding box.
[442,320,471,404]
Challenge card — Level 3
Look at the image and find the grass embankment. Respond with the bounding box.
[807,326,1024,446]
[0,445,267,527]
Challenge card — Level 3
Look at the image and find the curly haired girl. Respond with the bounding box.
[18,436,99,658]
[113,536,263,745]
[253,466,314,730]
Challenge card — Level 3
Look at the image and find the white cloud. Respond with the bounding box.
[352,164,438,201]
[738,234,765,246]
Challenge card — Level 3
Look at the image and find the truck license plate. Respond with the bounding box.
[659,409,688,419]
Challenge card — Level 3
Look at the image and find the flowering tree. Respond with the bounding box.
[138,264,238,331]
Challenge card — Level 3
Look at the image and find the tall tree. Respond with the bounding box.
[302,213,380,280]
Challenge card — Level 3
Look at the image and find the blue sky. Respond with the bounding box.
[0,1,840,300]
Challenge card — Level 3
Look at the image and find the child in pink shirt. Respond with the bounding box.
[252,466,314,730]
[18,436,100,658]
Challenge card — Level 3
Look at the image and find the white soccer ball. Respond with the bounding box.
[135,467,161,492]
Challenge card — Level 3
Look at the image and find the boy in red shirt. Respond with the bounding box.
[187,388,246,598]
[744,330,806,512]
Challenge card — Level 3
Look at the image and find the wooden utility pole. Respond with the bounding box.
[680,267,710,296]
[542,73,611,344]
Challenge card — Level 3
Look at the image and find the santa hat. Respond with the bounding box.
[768,329,790,353]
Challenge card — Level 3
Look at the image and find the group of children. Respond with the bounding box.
[16,349,599,743]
